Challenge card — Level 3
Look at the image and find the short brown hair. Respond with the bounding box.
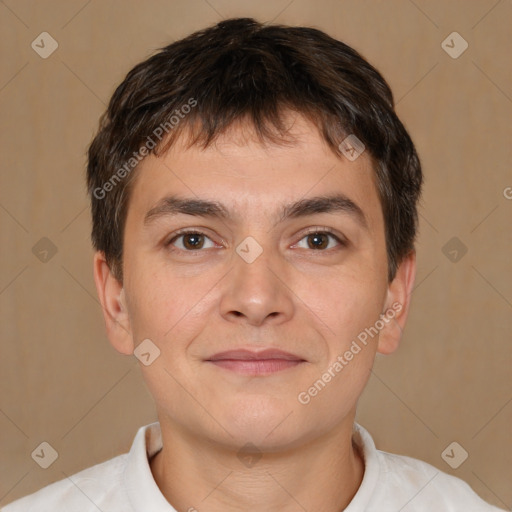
[87,17,422,283]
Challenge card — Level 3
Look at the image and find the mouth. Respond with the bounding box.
[206,349,306,376]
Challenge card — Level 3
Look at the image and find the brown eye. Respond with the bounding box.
[182,233,205,249]
[168,231,215,251]
[307,233,329,249]
[295,231,345,251]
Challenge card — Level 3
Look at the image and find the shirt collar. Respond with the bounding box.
[344,422,381,511]
[123,421,175,511]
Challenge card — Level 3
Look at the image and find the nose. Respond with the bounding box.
[219,243,295,327]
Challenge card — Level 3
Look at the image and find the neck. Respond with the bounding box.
[150,417,365,512]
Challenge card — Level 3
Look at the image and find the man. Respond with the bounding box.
[4,17,504,512]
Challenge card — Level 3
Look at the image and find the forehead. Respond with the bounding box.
[125,113,383,232]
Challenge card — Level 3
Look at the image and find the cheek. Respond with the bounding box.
[124,258,202,340]
[298,263,387,345]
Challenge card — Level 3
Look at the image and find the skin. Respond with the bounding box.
[94,112,416,512]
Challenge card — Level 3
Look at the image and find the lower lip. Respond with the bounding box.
[208,359,304,375]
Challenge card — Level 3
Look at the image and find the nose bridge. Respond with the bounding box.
[219,234,293,325]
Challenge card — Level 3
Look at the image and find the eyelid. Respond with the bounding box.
[300,226,345,239]
[165,228,220,247]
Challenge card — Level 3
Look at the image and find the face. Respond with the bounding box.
[94,113,415,451]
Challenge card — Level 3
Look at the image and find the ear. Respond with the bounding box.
[93,251,134,355]
[377,250,417,355]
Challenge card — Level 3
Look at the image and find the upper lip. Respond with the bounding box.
[207,349,304,362]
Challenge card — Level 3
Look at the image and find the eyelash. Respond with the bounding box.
[165,227,347,253]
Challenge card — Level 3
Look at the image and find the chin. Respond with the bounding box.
[215,395,306,446]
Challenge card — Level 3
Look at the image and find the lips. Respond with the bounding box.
[206,349,306,375]
[207,349,304,362]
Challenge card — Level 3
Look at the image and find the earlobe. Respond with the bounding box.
[93,252,134,355]
[377,250,417,355]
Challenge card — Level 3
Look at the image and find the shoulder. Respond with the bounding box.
[370,449,504,511]
[2,454,130,512]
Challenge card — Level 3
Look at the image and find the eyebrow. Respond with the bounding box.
[143,193,368,229]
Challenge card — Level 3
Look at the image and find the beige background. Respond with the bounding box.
[1,0,511,508]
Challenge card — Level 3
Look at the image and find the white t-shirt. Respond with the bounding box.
[2,422,504,511]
